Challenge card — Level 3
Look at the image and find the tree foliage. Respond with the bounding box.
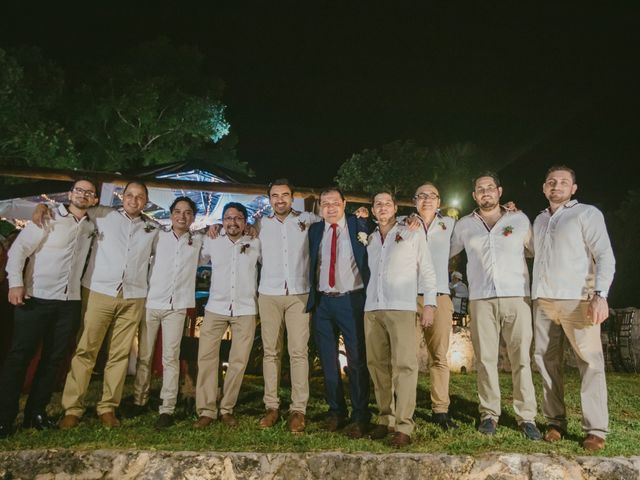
[609,188,640,307]
[0,39,246,175]
[335,140,497,207]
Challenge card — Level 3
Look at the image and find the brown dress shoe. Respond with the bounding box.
[59,414,80,430]
[390,431,411,448]
[325,414,347,432]
[369,424,394,440]
[288,411,305,433]
[220,413,238,427]
[99,412,121,428]
[583,434,606,451]
[193,416,215,429]
[259,409,280,428]
[543,426,565,443]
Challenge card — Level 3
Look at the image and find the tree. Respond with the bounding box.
[609,189,640,307]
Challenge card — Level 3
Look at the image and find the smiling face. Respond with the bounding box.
[269,184,293,217]
[122,183,148,217]
[319,190,346,224]
[171,200,195,235]
[68,180,98,211]
[472,176,502,211]
[543,169,577,207]
[414,184,441,216]
[372,192,397,225]
[223,207,246,240]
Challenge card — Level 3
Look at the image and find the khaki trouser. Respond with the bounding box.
[62,289,145,417]
[258,294,310,414]
[133,308,187,415]
[195,311,256,418]
[365,310,418,436]
[417,294,453,414]
[533,298,608,438]
[468,297,537,424]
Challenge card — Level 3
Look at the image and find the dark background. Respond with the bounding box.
[1,1,638,215]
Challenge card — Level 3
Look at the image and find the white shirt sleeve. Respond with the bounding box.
[5,224,46,288]
[581,208,616,293]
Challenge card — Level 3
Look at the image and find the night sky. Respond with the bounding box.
[2,2,638,213]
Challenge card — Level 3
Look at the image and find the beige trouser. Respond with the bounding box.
[196,311,256,418]
[258,294,310,414]
[533,298,608,438]
[133,308,187,414]
[417,294,453,413]
[468,297,537,424]
[62,289,145,416]
[365,310,418,436]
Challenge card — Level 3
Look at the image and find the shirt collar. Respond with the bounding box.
[325,214,347,232]
[541,199,579,215]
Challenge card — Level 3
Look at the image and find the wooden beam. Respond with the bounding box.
[0,166,415,206]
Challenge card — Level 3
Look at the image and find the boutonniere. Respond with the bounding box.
[298,220,307,232]
[502,225,514,237]
[438,221,447,231]
[240,243,251,254]
[357,231,369,246]
[144,223,157,233]
[187,232,193,246]
[395,232,404,243]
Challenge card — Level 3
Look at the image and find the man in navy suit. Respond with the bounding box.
[307,187,374,438]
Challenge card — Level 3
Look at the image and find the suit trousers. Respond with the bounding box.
[468,297,537,424]
[0,298,80,424]
[417,294,453,414]
[258,294,310,414]
[312,290,370,423]
[533,298,608,437]
[365,309,418,436]
[133,308,187,414]
[61,289,144,417]
[195,311,256,419]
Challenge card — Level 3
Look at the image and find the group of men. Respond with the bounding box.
[0,165,614,452]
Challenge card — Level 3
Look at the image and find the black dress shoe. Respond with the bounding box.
[23,413,58,431]
[0,421,16,439]
[431,412,458,431]
[122,403,148,419]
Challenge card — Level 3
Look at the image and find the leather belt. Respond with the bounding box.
[418,293,449,297]
[320,289,364,297]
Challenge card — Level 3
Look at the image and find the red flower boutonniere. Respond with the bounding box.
[395,233,404,243]
[240,243,251,254]
[438,221,447,231]
[298,220,307,232]
[502,226,514,237]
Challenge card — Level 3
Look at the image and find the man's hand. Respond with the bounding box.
[405,213,422,231]
[503,201,519,212]
[207,224,222,239]
[244,224,258,238]
[420,305,436,328]
[32,204,52,228]
[8,286,28,306]
[354,206,369,219]
[587,295,609,325]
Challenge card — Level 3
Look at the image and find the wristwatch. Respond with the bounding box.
[593,291,607,299]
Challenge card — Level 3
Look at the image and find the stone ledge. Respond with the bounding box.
[1,450,639,480]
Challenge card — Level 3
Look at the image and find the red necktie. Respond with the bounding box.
[329,223,338,288]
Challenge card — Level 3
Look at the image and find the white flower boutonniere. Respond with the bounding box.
[240,243,251,254]
[144,223,157,233]
[357,232,369,246]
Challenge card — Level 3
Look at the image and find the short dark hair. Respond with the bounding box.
[319,186,345,202]
[472,171,501,189]
[71,177,100,197]
[371,190,397,205]
[222,202,248,220]
[545,165,576,183]
[267,178,295,197]
[123,181,149,198]
[170,196,197,215]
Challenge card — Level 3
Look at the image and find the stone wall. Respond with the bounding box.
[1,450,639,480]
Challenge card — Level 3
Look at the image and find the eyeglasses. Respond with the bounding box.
[413,193,439,201]
[474,186,498,194]
[71,187,96,198]
[223,216,245,222]
[320,201,343,209]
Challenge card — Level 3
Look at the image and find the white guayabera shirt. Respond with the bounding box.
[420,213,456,295]
[257,210,322,295]
[6,204,95,301]
[532,200,615,300]
[201,233,261,316]
[82,206,159,299]
[365,223,437,312]
[450,208,533,301]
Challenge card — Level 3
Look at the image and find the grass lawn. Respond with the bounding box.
[1,370,639,457]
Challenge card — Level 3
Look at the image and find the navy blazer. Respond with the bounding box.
[306,214,374,312]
